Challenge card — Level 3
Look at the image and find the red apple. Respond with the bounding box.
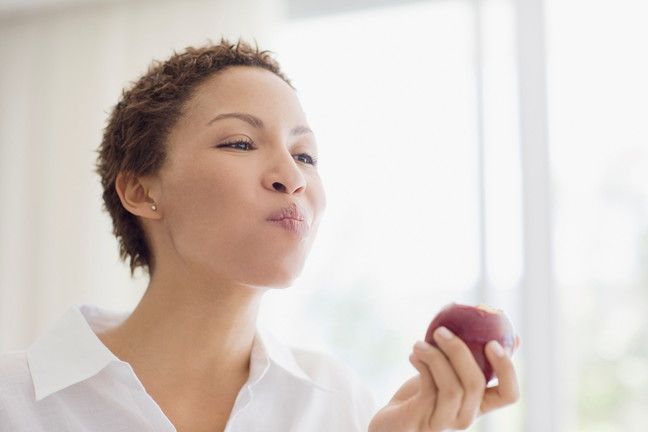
[424,303,516,384]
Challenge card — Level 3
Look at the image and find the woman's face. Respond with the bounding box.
[151,66,326,288]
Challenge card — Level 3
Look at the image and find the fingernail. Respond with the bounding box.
[488,340,505,357]
[435,326,454,340]
[414,340,432,351]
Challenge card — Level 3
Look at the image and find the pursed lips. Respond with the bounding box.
[267,203,307,222]
[267,203,310,236]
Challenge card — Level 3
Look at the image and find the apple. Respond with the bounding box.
[424,303,516,384]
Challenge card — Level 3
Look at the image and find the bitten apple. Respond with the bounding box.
[424,303,516,384]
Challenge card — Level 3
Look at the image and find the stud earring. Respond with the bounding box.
[151,203,157,211]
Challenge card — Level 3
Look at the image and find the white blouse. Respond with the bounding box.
[0,303,379,431]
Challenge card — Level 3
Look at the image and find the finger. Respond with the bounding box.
[408,351,440,432]
[432,327,486,428]
[413,341,463,430]
[389,373,420,404]
[480,340,521,415]
[409,348,437,403]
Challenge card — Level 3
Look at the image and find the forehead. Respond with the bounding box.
[183,66,304,125]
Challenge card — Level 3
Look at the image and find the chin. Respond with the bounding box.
[264,269,300,288]
[245,275,295,290]
[266,279,295,289]
[243,262,303,289]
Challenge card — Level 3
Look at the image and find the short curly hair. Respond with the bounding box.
[94,37,293,278]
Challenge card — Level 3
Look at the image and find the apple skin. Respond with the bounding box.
[424,303,516,384]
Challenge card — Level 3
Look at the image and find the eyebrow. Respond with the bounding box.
[207,112,313,136]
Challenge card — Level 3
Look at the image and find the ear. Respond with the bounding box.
[115,171,160,219]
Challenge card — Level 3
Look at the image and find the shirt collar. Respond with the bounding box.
[26,303,333,401]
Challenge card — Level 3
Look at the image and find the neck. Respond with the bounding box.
[97,265,267,397]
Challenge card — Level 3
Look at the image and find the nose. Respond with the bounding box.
[262,148,307,194]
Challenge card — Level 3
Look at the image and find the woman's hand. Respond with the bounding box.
[367,328,521,432]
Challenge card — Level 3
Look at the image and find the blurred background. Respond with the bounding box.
[1,0,647,431]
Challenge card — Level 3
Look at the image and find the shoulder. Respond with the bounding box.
[260,327,373,397]
[0,350,33,393]
[291,347,366,390]
[290,347,379,421]
[0,351,37,426]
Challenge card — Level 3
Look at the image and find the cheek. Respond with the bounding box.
[161,162,325,285]
[309,176,327,229]
[164,163,254,260]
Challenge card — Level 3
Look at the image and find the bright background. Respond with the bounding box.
[1,1,647,431]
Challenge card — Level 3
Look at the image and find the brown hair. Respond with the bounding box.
[94,37,293,278]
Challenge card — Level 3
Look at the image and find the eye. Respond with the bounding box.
[295,153,319,166]
[218,139,254,151]
[217,140,318,166]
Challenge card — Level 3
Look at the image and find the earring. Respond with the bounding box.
[151,203,157,211]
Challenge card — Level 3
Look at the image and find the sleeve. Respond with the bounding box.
[329,356,379,431]
[353,377,379,432]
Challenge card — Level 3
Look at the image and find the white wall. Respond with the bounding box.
[0,0,284,352]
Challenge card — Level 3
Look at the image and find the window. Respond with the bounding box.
[266,2,522,431]
[547,1,648,430]
[260,0,648,430]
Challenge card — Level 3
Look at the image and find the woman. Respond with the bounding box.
[0,38,520,431]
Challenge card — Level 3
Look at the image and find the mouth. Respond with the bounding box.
[267,203,310,237]
[267,203,307,222]
[268,218,310,237]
